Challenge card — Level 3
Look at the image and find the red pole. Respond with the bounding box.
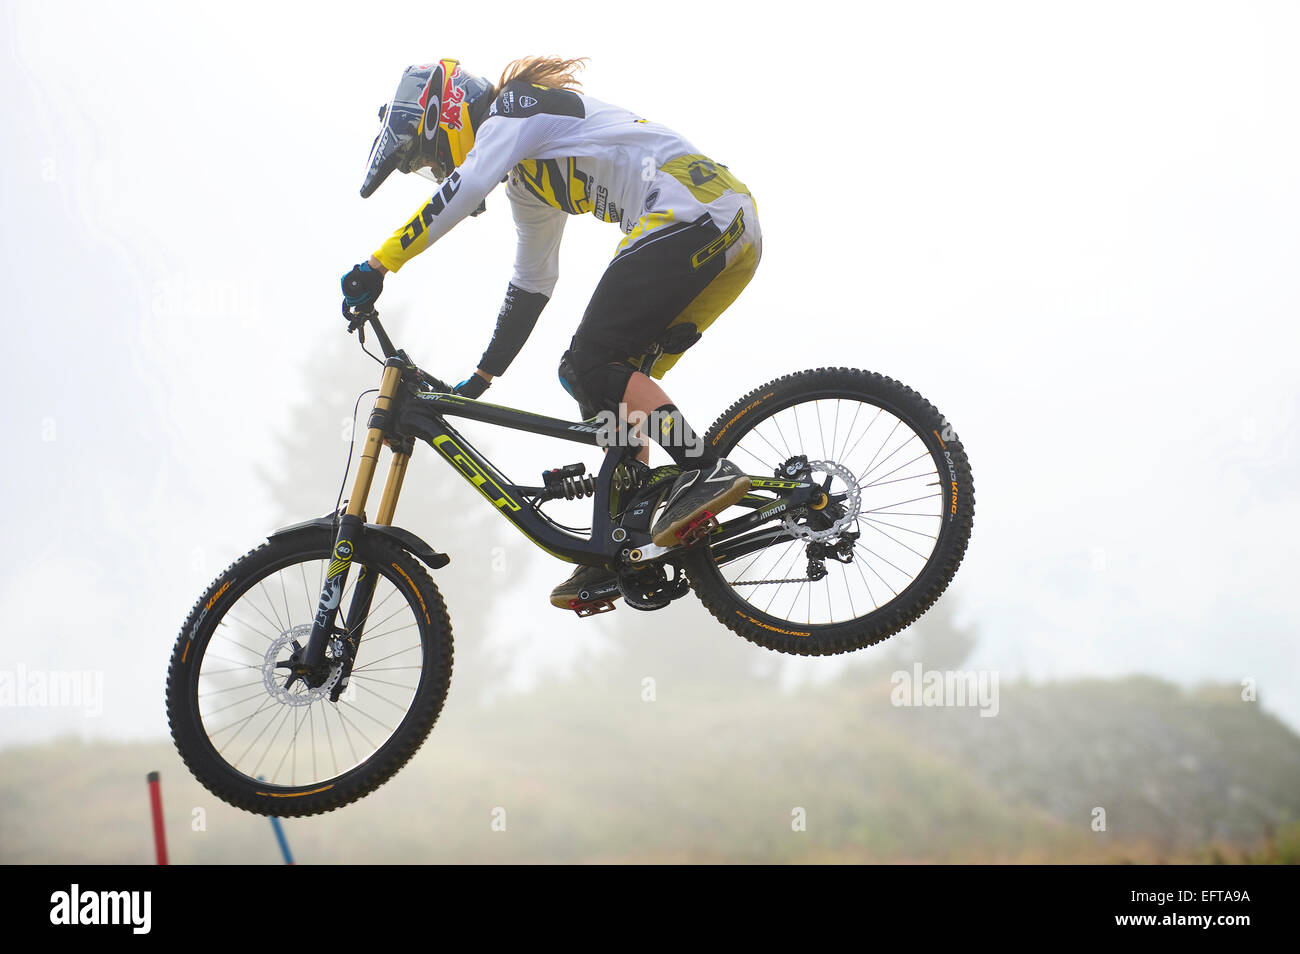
[147,771,169,865]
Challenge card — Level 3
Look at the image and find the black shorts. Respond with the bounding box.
[568,200,760,380]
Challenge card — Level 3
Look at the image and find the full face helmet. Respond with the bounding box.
[359,59,494,197]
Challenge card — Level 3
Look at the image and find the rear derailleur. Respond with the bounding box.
[803,532,859,581]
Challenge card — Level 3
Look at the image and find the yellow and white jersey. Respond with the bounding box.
[372,81,753,296]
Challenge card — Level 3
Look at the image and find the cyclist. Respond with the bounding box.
[341,56,762,609]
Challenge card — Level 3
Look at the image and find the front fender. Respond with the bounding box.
[269,514,450,571]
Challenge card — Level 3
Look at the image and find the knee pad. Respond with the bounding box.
[558,348,633,419]
[557,352,597,420]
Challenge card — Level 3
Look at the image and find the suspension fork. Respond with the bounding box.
[300,361,408,687]
[328,438,412,700]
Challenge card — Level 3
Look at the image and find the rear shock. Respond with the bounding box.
[540,462,643,501]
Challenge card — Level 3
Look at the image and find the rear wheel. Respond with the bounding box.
[681,367,974,655]
[166,526,452,816]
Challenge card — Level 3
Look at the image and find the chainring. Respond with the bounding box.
[617,564,688,611]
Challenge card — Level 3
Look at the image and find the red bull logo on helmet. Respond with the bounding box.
[440,64,467,130]
[416,60,467,134]
[417,63,445,141]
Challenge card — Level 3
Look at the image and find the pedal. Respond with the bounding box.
[569,597,616,617]
[675,511,718,547]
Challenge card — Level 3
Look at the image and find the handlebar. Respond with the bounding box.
[344,306,453,393]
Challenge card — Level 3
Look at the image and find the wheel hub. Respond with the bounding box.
[781,459,861,542]
[263,624,344,706]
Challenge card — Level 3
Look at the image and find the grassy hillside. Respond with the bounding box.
[3,671,1296,864]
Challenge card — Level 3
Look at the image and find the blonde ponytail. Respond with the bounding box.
[497,56,589,92]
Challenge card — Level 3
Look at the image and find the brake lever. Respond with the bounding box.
[343,303,376,343]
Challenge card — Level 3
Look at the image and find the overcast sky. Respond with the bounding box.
[2,0,1297,744]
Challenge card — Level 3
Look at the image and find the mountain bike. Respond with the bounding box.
[166,309,975,816]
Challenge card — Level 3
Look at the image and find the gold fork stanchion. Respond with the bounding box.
[345,364,403,519]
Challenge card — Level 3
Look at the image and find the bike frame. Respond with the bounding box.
[294,313,819,687]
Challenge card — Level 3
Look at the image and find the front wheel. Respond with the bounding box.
[682,367,974,655]
[166,525,452,817]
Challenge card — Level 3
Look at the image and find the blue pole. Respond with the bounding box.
[269,814,295,865]
[256,777,296,864]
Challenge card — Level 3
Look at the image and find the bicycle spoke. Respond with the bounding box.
[335,705,380,752]
[761,544,806,613]
[198,679,264,699]
[249,705,296,778]
[839,406,883,465]
[278,572,293,639]
[241,594,289,642]
[322,701,339,777]
[862,515,937,540]
[350,673,421,692]
[830,399,842,463]
[815,400,827,461]
[209,632,271,662]
[205,685,275,719]
[257,580,287,633]
[220,613,278,643]
[857,419,904,484]
[308,705,318,782]
[299,563,315,619]
[270,706,309,785]
[769,415,795,459]
[354,682,414,714]
[750,423,788,463]
[860,493,941,515]
[733,440,773,472]
[783,579,806,621]
[853,543,904,593]
[861,519,933,562]
[853,557,880,609]
[835,400,862,462]
[840,561,857,618]
[862,449,932,487]
[235,703,291,770]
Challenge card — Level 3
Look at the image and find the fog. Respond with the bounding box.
[2,0,1297,755]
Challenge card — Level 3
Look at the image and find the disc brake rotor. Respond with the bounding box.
[781,459,861,542]
[262,623,344,706]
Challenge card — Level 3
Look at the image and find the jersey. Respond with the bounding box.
[371,80,700,296]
